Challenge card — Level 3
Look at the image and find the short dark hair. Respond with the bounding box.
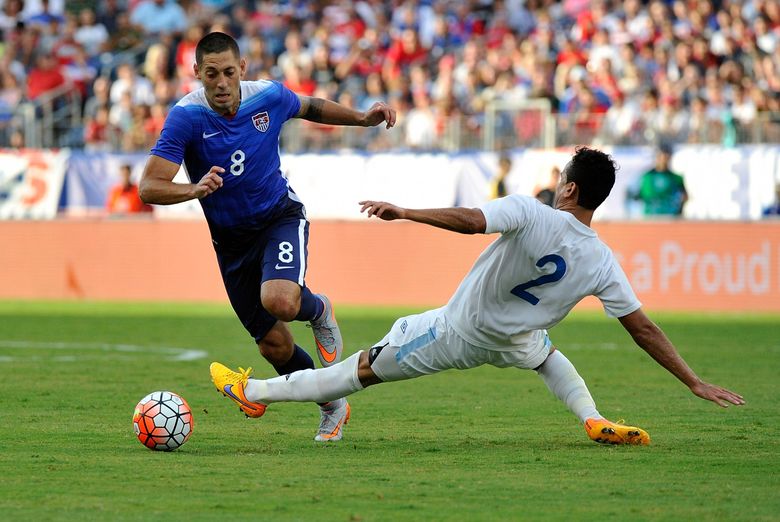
[195,32,240,67]
[562,146,617,210]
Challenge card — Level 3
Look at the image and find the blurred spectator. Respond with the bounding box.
[0,65,22,112]
[597,93,639,145]
[130,0,188,38]
[405,92,437,149]
[110,62,155,106]
[0,0,24,34]
[635,144,688,217]
[153,78,179,108]
[61,48,97,99]
[73,8,108,59]
[335,28,384,82]
[0,64,20,142]
[109,90,134,135]
[8,128,24,148]
[383,28,428,91]
[143,101,167,142]
[490,154,512,199]
[143,33,175,85]
[122,103,152,151]
[731,84,757,133]
[282,61,317,96]
[242,35,273,80]
[83,76,111,121]
[106,164,153,215]
[83,105,113,152]
[763,183,780,217]
[655,95,689,144]
[687,96,711,143]
[175,25,204,94]
[24,0,64,29]
[535,166,560,206]
[6,0,780,152]
[277,31,312,76]
[50,17,83,66]
[96,0,123,35]
[105,11,144,53]
[26,53,66,100]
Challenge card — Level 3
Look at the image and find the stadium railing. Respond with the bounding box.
[17,84,82,149]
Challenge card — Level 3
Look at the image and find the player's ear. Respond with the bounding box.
[193,61,201,80]
[239,58,247,79]
[563,181,578,201]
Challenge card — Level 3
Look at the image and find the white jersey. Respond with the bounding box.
[445,195,641,351]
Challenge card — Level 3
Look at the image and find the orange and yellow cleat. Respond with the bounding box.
[585,417,650,445]
[209,362,267,418]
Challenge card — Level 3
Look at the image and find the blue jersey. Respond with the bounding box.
[151,80,301,228]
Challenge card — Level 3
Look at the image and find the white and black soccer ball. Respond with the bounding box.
[132,391,193,451]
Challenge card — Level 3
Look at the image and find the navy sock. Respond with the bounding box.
[273,345,315,375]
[295,287,324,322]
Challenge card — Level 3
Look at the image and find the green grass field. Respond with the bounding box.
[0,300,777,521]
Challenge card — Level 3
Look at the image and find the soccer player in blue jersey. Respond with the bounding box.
[139,32,396,442]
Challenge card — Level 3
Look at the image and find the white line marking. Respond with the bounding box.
[0,340,208,362]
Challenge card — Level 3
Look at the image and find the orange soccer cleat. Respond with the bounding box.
[209,362,267,418]
[584,417,650,445]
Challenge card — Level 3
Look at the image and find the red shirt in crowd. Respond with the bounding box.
[26,63,66,100]
[106,183,153,214]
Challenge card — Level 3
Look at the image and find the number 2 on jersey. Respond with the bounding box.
[511,254,567,305]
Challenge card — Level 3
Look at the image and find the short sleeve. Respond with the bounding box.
[274,81,301,120]
[480,194,537,234]
[150,105,193,165]
[596,254,642,318]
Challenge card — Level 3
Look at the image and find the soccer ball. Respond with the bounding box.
[133,391,193,451]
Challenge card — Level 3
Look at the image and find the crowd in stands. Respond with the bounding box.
[1,0,780,151]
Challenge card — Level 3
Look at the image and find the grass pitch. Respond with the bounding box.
[0,301,777,521]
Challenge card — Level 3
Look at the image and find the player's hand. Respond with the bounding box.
[359,200,405,220]
[194,166,224,199]
[690,381,745,407]
[363,102,396,129]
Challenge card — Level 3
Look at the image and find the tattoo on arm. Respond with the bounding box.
[304,98,325,122]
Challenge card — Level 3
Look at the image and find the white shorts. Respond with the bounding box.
[370,307,551,382]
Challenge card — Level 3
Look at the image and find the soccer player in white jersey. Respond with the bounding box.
[210,146,745,444]
[139,32,396,442]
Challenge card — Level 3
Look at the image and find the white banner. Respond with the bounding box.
[0,149,69,219]
[283,153,460,219]
[12,146,780,221]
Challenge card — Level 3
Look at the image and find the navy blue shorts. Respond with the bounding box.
[210,196,310,342]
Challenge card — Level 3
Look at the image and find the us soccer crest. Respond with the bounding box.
[252,111,270,132]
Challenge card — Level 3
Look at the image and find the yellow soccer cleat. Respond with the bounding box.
[584,418,650,445]
[209,362,267,418]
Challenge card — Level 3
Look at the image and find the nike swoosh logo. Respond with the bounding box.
[316,340,337,364]
[223,384,255,409]
[274,264,296,270]
[203,131,221,139]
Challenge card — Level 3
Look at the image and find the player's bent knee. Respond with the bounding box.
[262,296,299,322]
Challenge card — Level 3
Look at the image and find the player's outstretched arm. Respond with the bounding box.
[359,200,486,234]
[296,95,396,129]
[618,308,745,408]
[139,155,224,205]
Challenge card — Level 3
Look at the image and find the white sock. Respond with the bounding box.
[536,350,601,423]
[245,351,364,404]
